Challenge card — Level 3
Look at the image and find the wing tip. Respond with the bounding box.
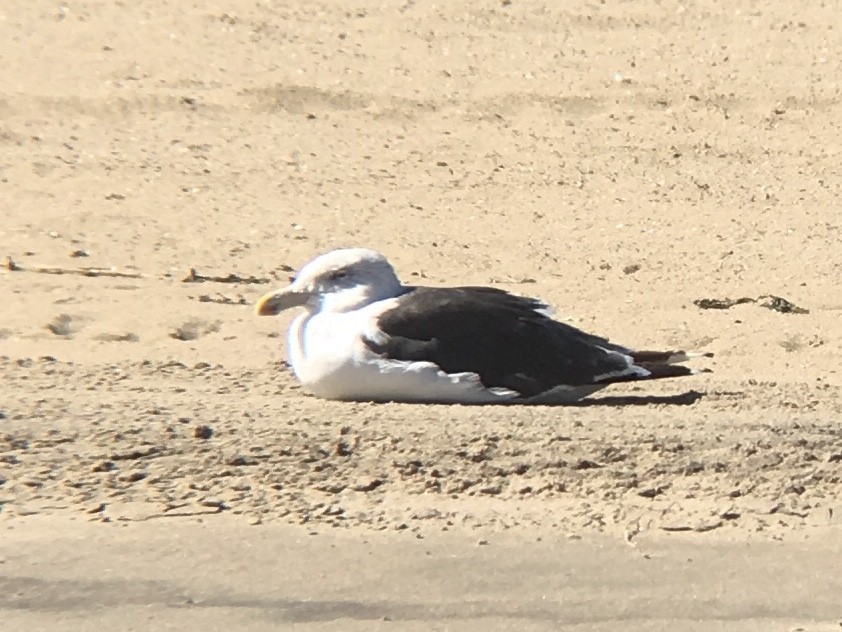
[632,349,714,365]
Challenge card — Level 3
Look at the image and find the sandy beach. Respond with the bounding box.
[2,1,841,629]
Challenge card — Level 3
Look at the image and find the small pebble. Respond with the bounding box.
[194,425,213,440]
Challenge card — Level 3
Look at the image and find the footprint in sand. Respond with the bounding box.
[45,314,77,338]
[169,319,221,341]
[93,332,140,343]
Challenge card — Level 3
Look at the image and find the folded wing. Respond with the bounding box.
[363,287,699,399]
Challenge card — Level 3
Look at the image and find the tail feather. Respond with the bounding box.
[638,363,711,379]
[595,350,713,385]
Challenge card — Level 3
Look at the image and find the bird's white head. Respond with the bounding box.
[255,248,404,316]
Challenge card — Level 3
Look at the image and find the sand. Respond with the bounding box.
[2,1,841,629]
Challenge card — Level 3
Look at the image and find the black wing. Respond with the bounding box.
[363,287,642,398]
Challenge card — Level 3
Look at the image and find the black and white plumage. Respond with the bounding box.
[255,248,711,404]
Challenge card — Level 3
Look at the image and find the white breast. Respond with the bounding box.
[285,303,519,404]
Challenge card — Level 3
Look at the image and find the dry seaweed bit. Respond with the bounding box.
[193,293,248,305]
[693,295,808,314]
[757,295,808,314]
[693,297,754,310]
[3,256,143,279]
[181,268,270,284]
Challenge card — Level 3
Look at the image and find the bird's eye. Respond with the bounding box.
[288,275,297,283]
[327,269,348,281]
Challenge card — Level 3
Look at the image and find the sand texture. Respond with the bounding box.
[2,1,842,629]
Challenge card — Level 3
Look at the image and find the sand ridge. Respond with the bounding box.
[2,355,840,538]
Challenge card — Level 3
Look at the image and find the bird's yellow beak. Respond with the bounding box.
[254,288,311,316]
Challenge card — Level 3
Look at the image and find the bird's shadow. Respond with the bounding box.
[326,390,709,407]
[568,390,705,407]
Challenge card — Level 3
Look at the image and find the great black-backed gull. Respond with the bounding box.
[255,248,711,404]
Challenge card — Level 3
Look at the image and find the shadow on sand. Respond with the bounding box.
[571,390,706,407]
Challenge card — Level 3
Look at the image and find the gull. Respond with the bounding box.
[255,248,711,404]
